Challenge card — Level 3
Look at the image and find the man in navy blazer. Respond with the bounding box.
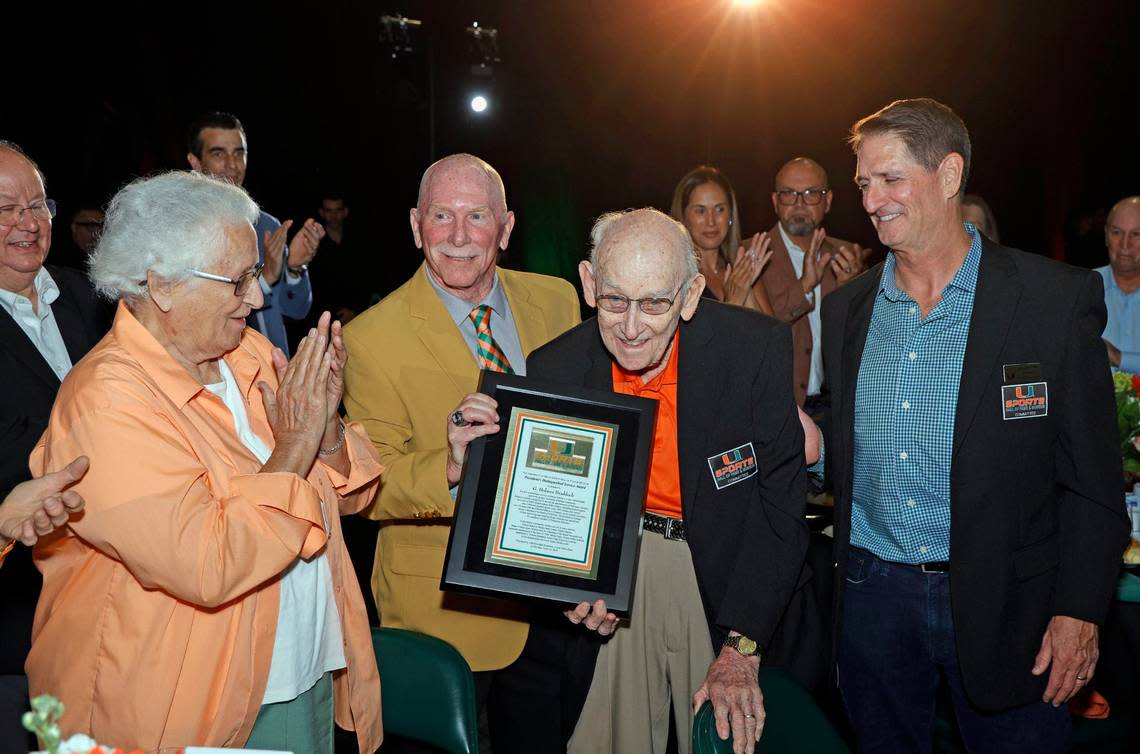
[516,208,809,753]
[0,141,105,754]
[821,98,1129,753]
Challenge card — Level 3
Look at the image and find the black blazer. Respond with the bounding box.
[528,300,809,648]
[0,265,105,673]
[821,239,1130,711]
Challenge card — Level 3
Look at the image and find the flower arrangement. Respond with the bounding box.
[22,695,151,754]
[1112,371,1140,475]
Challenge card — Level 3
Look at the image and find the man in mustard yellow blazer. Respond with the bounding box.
[343,153,580,752]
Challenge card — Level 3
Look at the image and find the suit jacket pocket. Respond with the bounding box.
[1012,533,1059,581]
[390,543,445,579]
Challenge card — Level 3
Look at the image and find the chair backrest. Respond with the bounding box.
[372,627,480,754]
[692,667,850,754]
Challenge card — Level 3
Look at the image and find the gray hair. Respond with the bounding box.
[416,153,509,223]
[589,208,699,285]
[849,97,971,198]
[89,171,260,301]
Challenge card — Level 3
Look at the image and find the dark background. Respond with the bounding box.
[6,0,1137,292]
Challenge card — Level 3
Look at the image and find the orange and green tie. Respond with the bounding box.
[469,304,514,374]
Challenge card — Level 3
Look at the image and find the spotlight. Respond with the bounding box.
[470,95,489,114]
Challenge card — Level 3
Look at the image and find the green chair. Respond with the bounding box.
[372,627,479,754]
[693,667,850,754]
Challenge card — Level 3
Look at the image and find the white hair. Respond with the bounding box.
[89,171,260,301]
[589,208,699,284]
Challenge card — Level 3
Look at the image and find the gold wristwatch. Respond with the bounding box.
[723,633,760,657]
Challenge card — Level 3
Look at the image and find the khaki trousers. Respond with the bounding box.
[568,530,715,754]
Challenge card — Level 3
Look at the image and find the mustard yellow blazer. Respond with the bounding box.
[343,264,581,670]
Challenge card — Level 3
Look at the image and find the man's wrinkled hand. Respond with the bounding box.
[445,393,500,487]
[564,599,619,636]
[1032,615,1099,706]
[0,456,89,547]
[692,645,764,754]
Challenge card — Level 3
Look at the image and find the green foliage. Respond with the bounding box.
[22,694,65,754]
[1114,372,1140,475]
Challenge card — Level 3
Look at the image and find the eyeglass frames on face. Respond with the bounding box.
[0,199,57,226]
[595,283,686,315]
[775,188,829,206]
[188,261,265,296]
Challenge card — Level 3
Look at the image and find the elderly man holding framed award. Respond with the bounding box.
[443,207,812,754]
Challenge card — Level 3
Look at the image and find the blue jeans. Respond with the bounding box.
[838,546,1070,754]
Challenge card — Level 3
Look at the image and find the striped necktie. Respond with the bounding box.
[469,304,514,374]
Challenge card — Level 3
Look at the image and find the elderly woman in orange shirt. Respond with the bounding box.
[27,171,382,754]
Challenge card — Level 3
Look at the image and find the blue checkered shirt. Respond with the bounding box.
[850,224,983,563]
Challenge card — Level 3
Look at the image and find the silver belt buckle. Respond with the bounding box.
[664,517,683,541]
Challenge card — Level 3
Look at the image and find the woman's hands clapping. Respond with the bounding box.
[258,311,342,477]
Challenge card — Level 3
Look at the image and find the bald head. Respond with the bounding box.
[772,157,833,239]
[0,141,46,189]
[589,208,697,287]
[1108,197,1140,227]
[1106,196,1140,282]
[417,153,508,222]
[581,208,704,379]
[774,157,828,189]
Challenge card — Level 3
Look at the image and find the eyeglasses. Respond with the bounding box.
[595,284,685,315]
[0,199,57,227]
[775,188,830,206]
[189,261,264,296]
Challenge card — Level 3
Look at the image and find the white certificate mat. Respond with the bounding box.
[485,407,618,578]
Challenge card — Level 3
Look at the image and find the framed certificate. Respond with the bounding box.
[441,371,657,616]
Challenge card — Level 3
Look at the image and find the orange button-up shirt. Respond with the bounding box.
[27,302,384,753]
[612,332,682,519]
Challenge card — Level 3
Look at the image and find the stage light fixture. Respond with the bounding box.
[379,14,421,58]
[470,95,489,114]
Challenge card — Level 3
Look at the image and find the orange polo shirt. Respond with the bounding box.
[612,332,682,519]
[27,302,384,753]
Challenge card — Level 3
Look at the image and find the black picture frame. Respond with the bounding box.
[441,370,657,616]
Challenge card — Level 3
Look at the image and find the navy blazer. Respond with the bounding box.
[528,300,809,649]
[821,238,1130,711]
[0,265,105,673]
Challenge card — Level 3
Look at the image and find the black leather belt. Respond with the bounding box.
[643,511,686,541]
[915,561,950,573]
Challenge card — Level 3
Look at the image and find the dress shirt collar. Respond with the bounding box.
[0,266,60,317]
[612,331,680,392]
[777,222,804,257]
[424,265,508,327]
[110,300,265,409]
[879,222,983,303]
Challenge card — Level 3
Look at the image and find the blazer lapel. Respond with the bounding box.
[676,315,718,511]
[952,242,1020,461]
[0,309,60,390]
[582,333,614,391]
[49,281,93,364]
[839,264,881,488]
[500,271,547,356]
[406,267,478,393]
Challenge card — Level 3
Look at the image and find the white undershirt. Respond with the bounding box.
[204,359,346,705]
[779,224,824,397]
